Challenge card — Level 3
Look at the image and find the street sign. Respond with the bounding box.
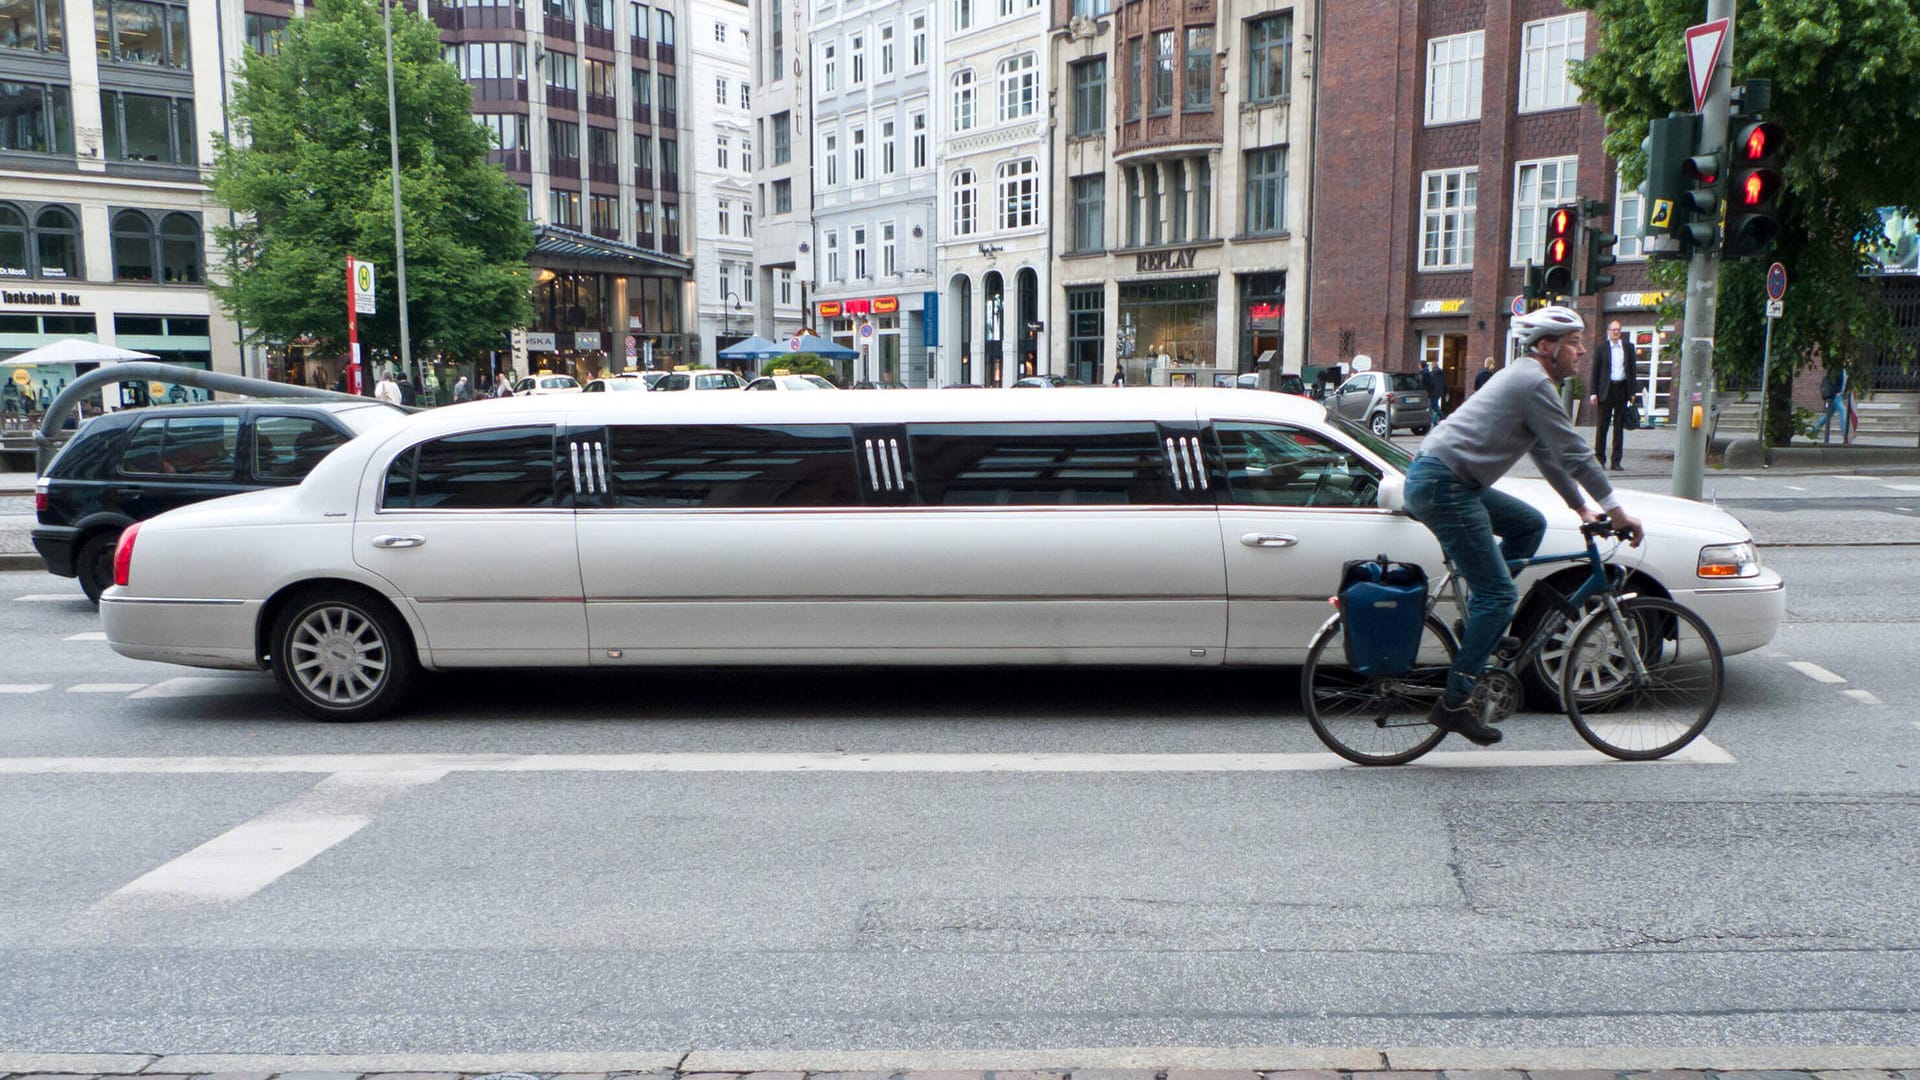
[351,259,376,315]
[858,321,875,340]
[1765,298,1784,319]
[1685,19,1730,114]
[1510,295,1526,317]
[789,335,803,351]
[1766,261,1788,301]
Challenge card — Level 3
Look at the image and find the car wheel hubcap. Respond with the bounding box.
[289,605,387,706]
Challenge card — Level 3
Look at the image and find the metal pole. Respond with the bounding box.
[1672,0,1735,500]
[1757,310,1775,466]
[383,0,413,380]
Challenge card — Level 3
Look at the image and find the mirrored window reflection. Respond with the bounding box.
[605,424,859,508]
[907,423,1170,506]
[384,426,557,509]
[1212,422,1380,508]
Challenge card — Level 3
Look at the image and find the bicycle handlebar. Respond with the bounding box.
[1580,517,1622,540]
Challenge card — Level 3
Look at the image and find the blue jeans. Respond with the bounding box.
[1403,455,1547,702]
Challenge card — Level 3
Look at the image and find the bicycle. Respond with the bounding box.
[1301,519,1725,766]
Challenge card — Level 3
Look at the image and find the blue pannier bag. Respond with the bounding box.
[1337,554,1429,676]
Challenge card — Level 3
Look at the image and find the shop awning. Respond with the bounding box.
[531,226,692,275]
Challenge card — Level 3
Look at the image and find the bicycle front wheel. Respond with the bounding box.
[1302,612,1456,766]
[1561,597,1723,760]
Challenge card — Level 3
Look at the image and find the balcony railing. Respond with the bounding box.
[546,87,578,112]
[591,222,621,240]
[430,4,524,30]
[544,14,574,36]
[634,229,655,250]
[633,166,653,189]
[549,153,581,175]
[587,161,620,184]
[583,24,614,49]
[488,147,532,172]
[585,93,616,117]
[470,78,529,102]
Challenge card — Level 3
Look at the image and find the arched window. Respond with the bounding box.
[996,53,1037,121]
[0,203,27,278]
[950,70,975,131]
[33,205,81,280]
[113,210,156,281]
[950,168,976,236]
[160,213,201,283]
[996,157,1038,230]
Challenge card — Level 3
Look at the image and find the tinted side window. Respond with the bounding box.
[907,422,1170,506]
[605,424,859,508]
[120,416,240,478]
[52,421,128,479]
[383,425,556,509]
[653,373,690,391]
[254,415,347,481]
[1213,422,1381,508]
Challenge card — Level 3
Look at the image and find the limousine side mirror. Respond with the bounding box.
[1376,473,1406,512]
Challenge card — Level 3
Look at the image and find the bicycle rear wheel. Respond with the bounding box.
[1561,596,1723,760]
[1302,613,1456,766]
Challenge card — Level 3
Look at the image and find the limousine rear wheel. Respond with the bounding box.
[270,589,416,721]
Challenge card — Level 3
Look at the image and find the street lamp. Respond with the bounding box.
[723,290,742,339]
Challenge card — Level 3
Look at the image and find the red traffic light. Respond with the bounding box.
[1738,168,1783,207]
[1549,237,1569,262]
[1548,208,1576,237]
[1742,126,1768,160]
[1735,120,1784,164]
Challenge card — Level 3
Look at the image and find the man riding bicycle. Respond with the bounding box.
[1405,305,1646,745]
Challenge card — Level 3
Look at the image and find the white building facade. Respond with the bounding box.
[937,0,1049,386]
[685,0,761,366]
[745,0,810,345]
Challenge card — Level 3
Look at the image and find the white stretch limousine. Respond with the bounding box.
[102,389,1786,720]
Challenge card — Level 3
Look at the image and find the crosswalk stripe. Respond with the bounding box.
[0,741,1738,776]
[1786,660,1847,684]
[12,594,86,602]
[0,684,53,694]
[129,676,273,699]
[1842,688,1884,706]
[63,630,108,641]
[67,683,150,694]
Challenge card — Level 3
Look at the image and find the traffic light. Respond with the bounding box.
[1640,113,1697,259]
[1582,226,1617,294]
[1522,264,1544,303]
[1541,205,1578,296]
[1722,118,1786,258]
[1680,141,1723,253]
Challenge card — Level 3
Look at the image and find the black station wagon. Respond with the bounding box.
[33,400,405,603]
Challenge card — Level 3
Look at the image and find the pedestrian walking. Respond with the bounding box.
[453,375,472,402]
[1473,356,1497,393]
[1111,367,1126,387]
[1811,365,1852,445]
[374,365,403,406]
[1422,360,1446,424]
[492,372,514,398]
[1588,320,1638,470]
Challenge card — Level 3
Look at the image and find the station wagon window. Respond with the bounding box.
[906,422,1170,506]
[604,424,859,507]
[253,415,347,481]
[118,415,240,477]
[383,426,556,509]
[1212,422,1382,508]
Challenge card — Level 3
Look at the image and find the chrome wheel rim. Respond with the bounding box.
[288,604,388,707]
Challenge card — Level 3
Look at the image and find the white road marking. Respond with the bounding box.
[1882,483,1920,492]
[130,676,274,699]
[0,684,52,694]
[1,741,1738,777]
[67,683,149,694]
[1785,485,1807,492]
[63,631,107,641]
[13,593,86,603]
[1843,689,1884,706]
[1787,660,1848,684]
[102,770,444,904]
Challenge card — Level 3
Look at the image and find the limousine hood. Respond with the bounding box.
[1493,477,1756,542]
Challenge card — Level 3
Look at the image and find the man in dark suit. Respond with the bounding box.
[1588,320,1638,470]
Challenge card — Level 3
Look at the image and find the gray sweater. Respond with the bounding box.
[1419,358,1618,511]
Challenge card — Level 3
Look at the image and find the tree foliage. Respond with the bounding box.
[1570,0,1920,442]
[210,0,533,361]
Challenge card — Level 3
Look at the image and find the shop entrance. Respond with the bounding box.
[1420,331,1469,404]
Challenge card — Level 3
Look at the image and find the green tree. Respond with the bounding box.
[1571,0,1920,444]
[210,0,533,365]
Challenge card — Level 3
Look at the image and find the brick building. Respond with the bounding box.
[1307,0,1682,420]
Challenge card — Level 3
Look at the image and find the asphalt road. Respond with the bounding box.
[1,511,1917,1055]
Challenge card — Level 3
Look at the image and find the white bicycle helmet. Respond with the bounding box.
[1512,305,1586,346]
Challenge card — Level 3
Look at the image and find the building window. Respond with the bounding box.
[881,220,896,276]
[0,0,65,53]
[1169,160,1187,241]
[1142,165,1160,245]
[852,225,867,278]
[879,23,894,75]
[585,56,616,100]
[632,130,651,172]
[951,69,976,131]
[773,178,791,213]
[1071,0,1109,15]
[99,90,195,166]
[1520,13,1585,113]
[1070,174,1104,253]
[1246,11,1292,104]
[911,110,927,168]
[910,13,925,66]
[1124,37,1141,120]
[0,202,82,279]
[1615,174,1645,260]
[953,0,970,31]
[451,41,526,83]
[629,1,649,39]
[824,229,840,279]
[547,118,579,165]
[662,200,679,241]
[779,269,793,304]
[657,72,676,113]
[716,134,729,168]
[1183,26,1213,110]
[743,205,752,236]
[1195,157,1211,238]
[0,80,74,155]
[243,12,287,55]
[717,200,730,234]
[772,111,791,164]
[1071,58,1105,136]
[656,8,672,44]
[547,189,581,227]
[1243,145,1287,235]
[822,132,838,185]
[881,119,896,175]
[1419,167,1476,270]
[997,53,1037,122]
[951,169,976,235]
[741,137,751,170]
[821,40,836,92]
[712,19,725,41]
[110,209,199,283]
[997,157,1037,230]
[718,260,732,298]
[1150,30,1174,114]
[851,123,866,181]
[1511,156,1578,265]
[659,136,678,176]
[588,123,617,169]
[739,81,749,109]
[851,31,865,85]
[544,49,577,90]
[714,76,727,105]
[631,66,651,112]
[1425,30,1483,124]
[766,0,779,74]
[95,0,189,67]
[635,197,653,236]
[590,193,619,234]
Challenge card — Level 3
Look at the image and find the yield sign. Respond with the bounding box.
[1685,18,1730,113]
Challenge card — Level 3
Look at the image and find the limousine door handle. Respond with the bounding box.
[370,534,426,549]
[1240,532,1300,548]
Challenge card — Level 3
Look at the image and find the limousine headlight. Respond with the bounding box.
[1698,541,1760,579]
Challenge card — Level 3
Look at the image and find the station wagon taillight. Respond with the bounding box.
[113,522,141,588]
[34,478,48,513]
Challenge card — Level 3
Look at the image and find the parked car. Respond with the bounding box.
[512,374,582,395]
[652,370,749,391]
[100,389,1784,721]
[1011,375,1090,388]
[1327,371,1430,436]
[32,399,407,604]
[745,374,839,391]
[582,375,655,393]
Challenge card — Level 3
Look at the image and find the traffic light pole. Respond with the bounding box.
[1672,0,1735,501]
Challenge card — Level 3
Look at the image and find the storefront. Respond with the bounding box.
[1237,273,1285,372]
[2,284,227,417]
[815,294,927,386]
[1116,276,1217,387]
[529,226,691,382]
[1603,289,1679,424]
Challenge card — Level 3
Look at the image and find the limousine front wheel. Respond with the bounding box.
[270,589,416,721]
